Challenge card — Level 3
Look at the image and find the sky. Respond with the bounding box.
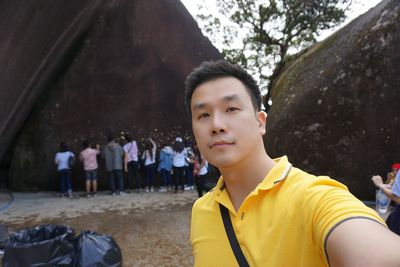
[180,0,382,48]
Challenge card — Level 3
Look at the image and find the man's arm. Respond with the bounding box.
[326,218,400,267]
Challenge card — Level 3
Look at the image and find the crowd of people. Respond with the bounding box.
[54,134,209,198]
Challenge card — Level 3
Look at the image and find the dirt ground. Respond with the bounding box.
[0,190,390,267]
[0,190,197,266]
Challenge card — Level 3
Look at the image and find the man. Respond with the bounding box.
[185,60,400,267]
[102,134,126,195]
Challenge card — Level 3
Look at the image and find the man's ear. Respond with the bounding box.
[257,111,267,135]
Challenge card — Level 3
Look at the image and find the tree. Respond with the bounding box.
[196,0,353,112]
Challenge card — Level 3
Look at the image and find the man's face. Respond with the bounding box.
[190,77,266,169]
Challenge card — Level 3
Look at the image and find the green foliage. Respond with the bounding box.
[196,0,352,111]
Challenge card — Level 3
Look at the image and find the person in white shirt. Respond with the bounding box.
[193,145,208,197]
[172,137,187,193]
[141,138,157,192]
[123,134,140,193]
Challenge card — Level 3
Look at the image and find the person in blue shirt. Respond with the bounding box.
[54,142,74,198]
[158,143,173,191]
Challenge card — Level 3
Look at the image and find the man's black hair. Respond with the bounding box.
[107,135,114,143]
[60,142,68,152]
[184,60,262,116]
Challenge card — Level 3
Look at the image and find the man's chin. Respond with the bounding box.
[209,159,237,170]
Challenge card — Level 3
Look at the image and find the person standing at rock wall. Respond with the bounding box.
[158,143,173,192]
[141,137,157,192]
[54,142,74,198]
[79,140,100,197]
[102,134,125,196]
[123,134,140,193]
[172,137,187,193]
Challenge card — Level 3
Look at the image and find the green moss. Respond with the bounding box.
[271,32,339,106]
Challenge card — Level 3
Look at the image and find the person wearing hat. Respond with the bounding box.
[372,163,400,235]
[385,163,400,186]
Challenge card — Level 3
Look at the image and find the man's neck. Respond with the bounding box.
[220,152,275,212]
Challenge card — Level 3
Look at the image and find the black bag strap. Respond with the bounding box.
[219,203,250,267]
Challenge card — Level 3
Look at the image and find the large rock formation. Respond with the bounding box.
[0,0,222,190]
[266,0,400,199]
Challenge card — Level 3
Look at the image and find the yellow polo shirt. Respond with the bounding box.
[190,156,384,267]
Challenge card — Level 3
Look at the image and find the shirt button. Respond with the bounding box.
[241,212,245,220]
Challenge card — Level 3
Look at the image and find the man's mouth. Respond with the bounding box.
[209,141,234,149]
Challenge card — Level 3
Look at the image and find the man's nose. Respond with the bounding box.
[211,113,227,135]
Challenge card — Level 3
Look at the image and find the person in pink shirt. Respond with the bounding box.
[79,140,100,197]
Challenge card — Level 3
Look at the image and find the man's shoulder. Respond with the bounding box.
[193,189,217,211]
[279,166,349,198]
[286,166,334,186]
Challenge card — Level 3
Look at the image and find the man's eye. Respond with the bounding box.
[197,113,209,119]
[226,107,239,112]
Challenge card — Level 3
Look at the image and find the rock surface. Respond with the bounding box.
[266,0,400,199]
[0,0,222,190]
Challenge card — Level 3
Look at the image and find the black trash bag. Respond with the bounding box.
[0,224,10,250]
[2,224,75,267]
[73,231,122,267]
